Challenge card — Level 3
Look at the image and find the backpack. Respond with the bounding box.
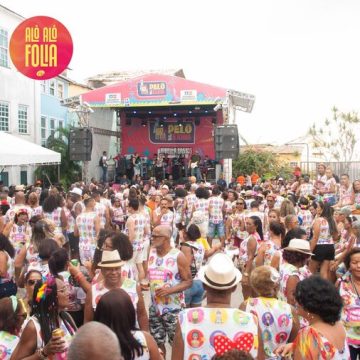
[99,157,103,166]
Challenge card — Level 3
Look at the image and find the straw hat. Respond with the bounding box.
[284,239,313,256]
[198,253,242,290]
[98,250,125,268]
[70,187,83,196]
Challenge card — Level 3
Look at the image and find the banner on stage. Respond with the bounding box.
[149,121,195,144]
[157,148,192,158]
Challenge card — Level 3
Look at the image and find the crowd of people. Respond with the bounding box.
[0,162,360,359]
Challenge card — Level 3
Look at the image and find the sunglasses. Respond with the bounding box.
[27,279,41,286]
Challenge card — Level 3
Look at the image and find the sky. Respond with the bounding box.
[2,0,360,150]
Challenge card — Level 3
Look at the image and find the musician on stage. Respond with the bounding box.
[189,150,202,181]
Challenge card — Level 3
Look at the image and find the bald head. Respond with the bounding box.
[68,322,123,360]
[153,225,172,239]
[15,191,25,205]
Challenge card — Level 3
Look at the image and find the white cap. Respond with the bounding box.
[70,187,83,196]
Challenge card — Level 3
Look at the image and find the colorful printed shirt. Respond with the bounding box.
[245,297,293,359]
[0,251,14,284]
[294,326,350,360]
[179,307,259,360]
[148,247,185,315]
[185,194,197,220]
[91,278,138,311]
[43,207,63,234]
[0,331,19,360]
[125,212,147,253]
[239,232,262,264]
[317,217,333,245]
[339,185,354,206]
[339,272,360,347]
[8,223,31,253]
[209,196,224,224]
[298,209,313,239]
[262,240,281,266]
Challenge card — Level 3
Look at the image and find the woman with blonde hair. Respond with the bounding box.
[240,265,298,360]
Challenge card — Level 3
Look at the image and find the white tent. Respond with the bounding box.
[0,132,61,166]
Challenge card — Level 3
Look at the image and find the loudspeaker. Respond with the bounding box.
[69,127,92,161]
[214,125,239,160]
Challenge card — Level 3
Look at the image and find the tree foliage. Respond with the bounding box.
[35,127,81,189]
[232,149,293,179]
[308,107,360,171]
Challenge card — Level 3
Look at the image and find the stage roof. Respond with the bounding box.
[81,73,227,108]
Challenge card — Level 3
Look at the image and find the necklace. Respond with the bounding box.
[350,275,360,300]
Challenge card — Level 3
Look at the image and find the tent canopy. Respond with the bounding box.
[81,73,228,108]
[0,132,61,166]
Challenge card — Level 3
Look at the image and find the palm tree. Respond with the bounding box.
[35,127,81,189]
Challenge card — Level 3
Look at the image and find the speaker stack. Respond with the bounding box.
[69,127,93,161]
[214,124,239,161]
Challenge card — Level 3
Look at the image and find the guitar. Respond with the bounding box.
[190,161,198,169]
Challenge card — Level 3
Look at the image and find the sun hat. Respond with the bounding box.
[98,250,125,268]
[284,239,313,255]
[161,184,169,190]
[70,187,83,197]
[15,185,25,191]
[198,253,242,290]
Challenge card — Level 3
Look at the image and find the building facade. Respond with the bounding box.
[0,5,41,186]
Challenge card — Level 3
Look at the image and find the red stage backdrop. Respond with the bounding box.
[121,117,216,159]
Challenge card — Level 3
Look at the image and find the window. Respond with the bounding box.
[20,170,27,185]
[49,80,56,96]
[0,28,8,67]
[50,118,55,136]
[57,82,64,99]
[0,101,9,131]
[18,105,28,133]
[41,116,47,146]
[58,120,63,129]
[0,171,9,187]
[41,80,47,93]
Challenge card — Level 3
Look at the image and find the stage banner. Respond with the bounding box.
[149,121,195,144]
[121,118,215,159]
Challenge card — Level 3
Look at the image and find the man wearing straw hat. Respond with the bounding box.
[172,253,264,359]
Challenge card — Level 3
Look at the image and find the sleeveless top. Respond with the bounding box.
[298,209,313,239]
[230,212,247,240]
[185,194,197,220]
[44,207,63,235]
[179,307,259,360]
[160,210,174,227]
[91,278,138,312]
[63,207,75,233]
[125,213,146,252]
[148,247,185,315]
[245,297,293,359]
[339,185,354,206]
[95,202,107,228]
[174,198,185,224]
[111,205,124,223]
[263,239,281,266]
[76,211,97,244]
[132,331,150,360]
[29,315,73,352]
[0,251,14,284]
[193,198,209,219]
[0,330,19,360]
[29,206,43,218]
[9,223,32,252]
[239,232,262,264]
[294,326,350,360]
[317,217,333,245]
[209,197,224,224]
[339,272,360,347]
